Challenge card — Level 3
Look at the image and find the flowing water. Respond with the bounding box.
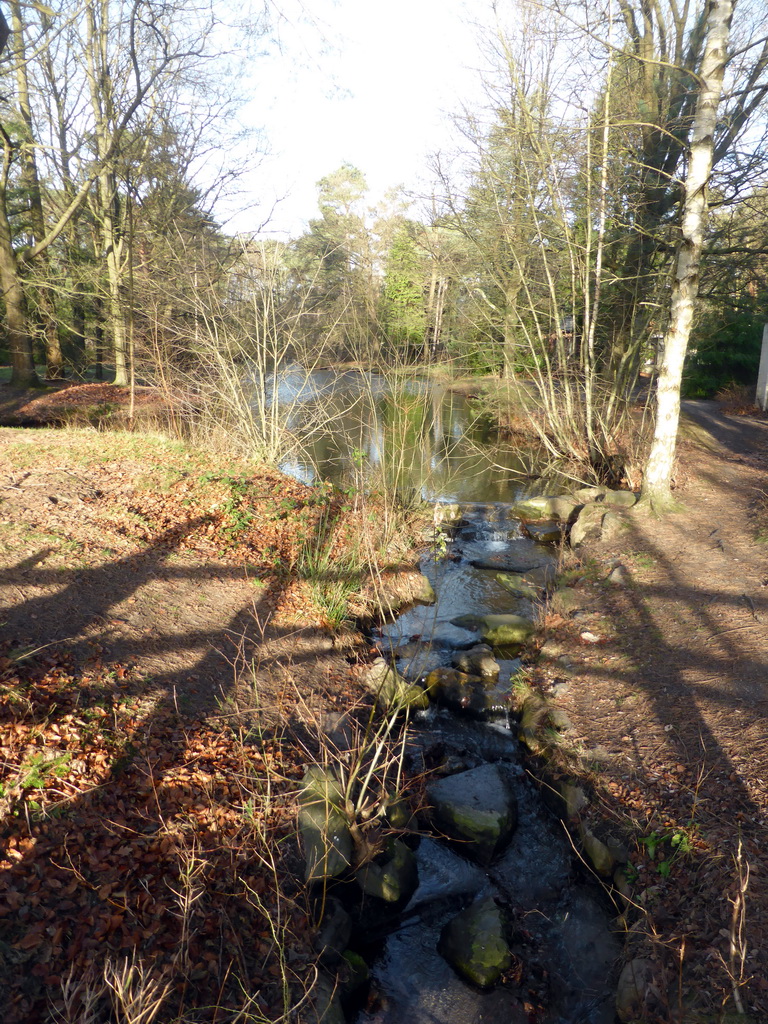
[274,368,620,1024]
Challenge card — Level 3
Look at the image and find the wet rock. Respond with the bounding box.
[362,658,429,712]
[356,839,418,904]
[393,641,446,681]
[314,898,353,965]
[451,644,500,680]
[470,555,549,573]
[615,958,657,1023]
[522,520,564,543]
[550,587,581,617]
[451,613,484,632]
[513,494,581,521]
[427,763,518,865]
[299,767,353,883]
[425,667,497,718]
[438,895,512,988]
[495,573,540,601]
[479,613,536,646]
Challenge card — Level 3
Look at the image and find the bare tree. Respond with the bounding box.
[642,0,736,506]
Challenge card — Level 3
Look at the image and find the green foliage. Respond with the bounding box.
[381,227,427,357]
[297,502,364,630]
[638,826,696,877]
[19,751,72,790]
[221,475,257,537]
[683,297,767,398]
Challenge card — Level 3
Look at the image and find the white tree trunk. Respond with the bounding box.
[642,0,735,506]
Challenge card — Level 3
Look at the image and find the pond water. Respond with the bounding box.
[270,366,535,503]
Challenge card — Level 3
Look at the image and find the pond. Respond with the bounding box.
[268,366,535,503]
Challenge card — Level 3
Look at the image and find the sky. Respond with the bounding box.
[222,0,487,238]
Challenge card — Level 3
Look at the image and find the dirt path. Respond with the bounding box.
[535,400,768,1020]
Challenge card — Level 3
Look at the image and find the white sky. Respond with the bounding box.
[223,0,486,237]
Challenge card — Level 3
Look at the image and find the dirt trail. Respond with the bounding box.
[535,400,768,1019]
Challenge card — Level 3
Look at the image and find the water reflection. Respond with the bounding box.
[266,367,531,503]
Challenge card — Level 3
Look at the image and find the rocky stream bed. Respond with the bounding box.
[299,489,648,1024]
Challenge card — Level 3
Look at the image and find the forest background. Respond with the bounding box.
[1,0,768,488]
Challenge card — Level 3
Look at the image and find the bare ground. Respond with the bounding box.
[532,400,768,1020]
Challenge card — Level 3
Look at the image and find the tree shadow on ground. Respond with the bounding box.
[551,411,768,1018]
[0,499,388,1021]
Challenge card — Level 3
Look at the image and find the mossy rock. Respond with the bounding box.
[299,767,353,883]
[480,613,536,646]
[438,895,512,988]
[550,587,581,616]
[495,573,540,601]
[363,658,429,712]
[513,494,581,521]
[355,839,417,903]
[428,763,518,865]
[340,950,370,994]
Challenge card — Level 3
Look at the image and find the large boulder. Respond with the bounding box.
[299,767,353,883]
[573,485,637,508]
[522,520,565,544]
[427,763,519,865]
[470,555,550,573]
[513,494,581,521]
[438,895,513,988]
[602,488,638,508]
[362,658,429,712]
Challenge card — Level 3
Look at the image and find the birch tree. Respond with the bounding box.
[642,0,735,506]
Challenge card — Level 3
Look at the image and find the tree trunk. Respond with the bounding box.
[9,0,63,379]
[0,125,38,387]
[642,0,735,507]
[0,210,38,387]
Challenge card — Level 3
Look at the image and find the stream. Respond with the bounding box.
[276,369,621,1023]
[360,504,620,1024]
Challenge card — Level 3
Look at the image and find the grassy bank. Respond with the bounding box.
[0,420,428,1022]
